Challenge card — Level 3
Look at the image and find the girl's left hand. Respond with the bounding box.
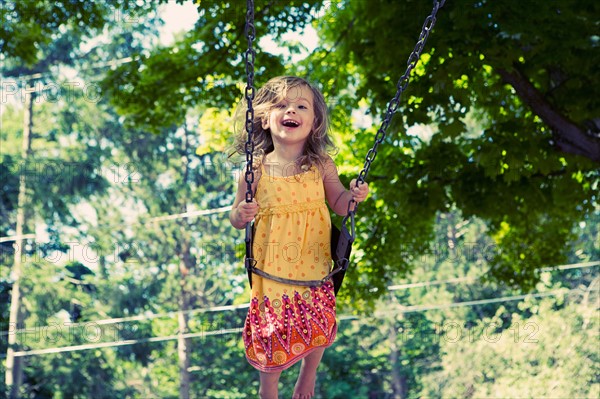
[349,179,369,203]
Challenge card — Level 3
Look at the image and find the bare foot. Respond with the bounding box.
[292,348,325,399]
[292,364,316,399]
[259,371,282,399]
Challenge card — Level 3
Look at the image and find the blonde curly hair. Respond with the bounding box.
[232,76,335,170]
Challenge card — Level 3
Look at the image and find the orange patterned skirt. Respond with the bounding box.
[243,281,337,372]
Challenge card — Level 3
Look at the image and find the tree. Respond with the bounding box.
[311,0,599,292]
[98,0,599,301]
[0,0,156,67]
[78,100,248,397]
[1,1,157,396]
[100,0,322,131]
[419,293,599,398]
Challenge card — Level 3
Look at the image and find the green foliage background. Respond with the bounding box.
[1,0,598,398]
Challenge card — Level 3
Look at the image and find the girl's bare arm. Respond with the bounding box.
[321,156,369,216]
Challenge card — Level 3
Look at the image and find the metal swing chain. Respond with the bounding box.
[347,0,446,218]
[243,0,446,286]
[242,0,327,287]
[244,0,256,248]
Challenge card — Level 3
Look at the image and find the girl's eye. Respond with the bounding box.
[299,105,308,110]
[275,103,287,109]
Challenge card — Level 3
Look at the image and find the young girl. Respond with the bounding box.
[230,76,369,399]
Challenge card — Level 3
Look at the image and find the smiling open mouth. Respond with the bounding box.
[282,120,300,127]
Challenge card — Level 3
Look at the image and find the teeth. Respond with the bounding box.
[282,120,299,127]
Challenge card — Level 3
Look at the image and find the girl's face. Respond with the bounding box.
[262,85,316,148]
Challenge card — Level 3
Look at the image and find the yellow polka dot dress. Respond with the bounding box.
[243,164,337,372]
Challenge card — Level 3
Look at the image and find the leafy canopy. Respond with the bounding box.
[99,0,599,296]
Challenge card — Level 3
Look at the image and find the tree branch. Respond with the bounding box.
[497,67,600,163]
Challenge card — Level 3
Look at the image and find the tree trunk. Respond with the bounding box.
[389,319,407,399]
[177,266,191,399]
[177,123,193,399]
[6,86,33,398]
[497,66,600,163]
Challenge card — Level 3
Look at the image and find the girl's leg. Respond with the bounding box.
[259,370,282,399]
[292,347,325,399]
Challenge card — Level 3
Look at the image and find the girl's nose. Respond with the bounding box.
[285,105,296,114]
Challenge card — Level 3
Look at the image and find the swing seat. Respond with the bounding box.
[330,221,353,294]
[245,212,355,295]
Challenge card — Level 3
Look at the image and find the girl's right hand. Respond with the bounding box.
[236,200,259,224]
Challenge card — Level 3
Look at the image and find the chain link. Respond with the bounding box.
[243,0,257,257]
[354,0,446,204]
[244,0,256,204]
